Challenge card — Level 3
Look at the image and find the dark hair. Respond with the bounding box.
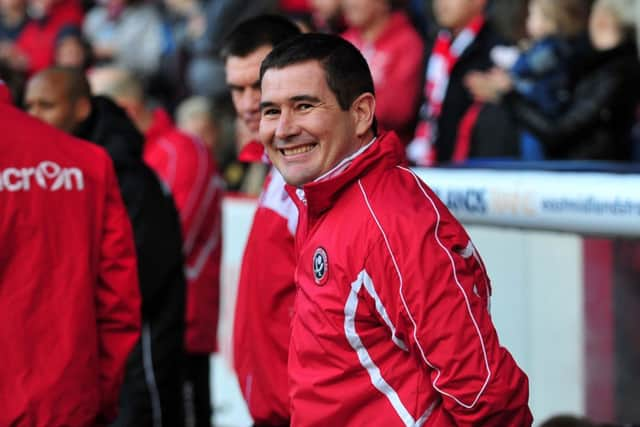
[220,14,301,60]
[260,33,377,133]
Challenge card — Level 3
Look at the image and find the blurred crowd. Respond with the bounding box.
[2,0,640,425]
[1,0,639,196]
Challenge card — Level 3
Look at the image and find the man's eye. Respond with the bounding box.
[297,103,313,111]
[262,108,279,116]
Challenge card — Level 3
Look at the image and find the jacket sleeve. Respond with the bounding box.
[364,183,531,426]
[503,68,619,152]
[168,142,222,270]
[96,160,142,422]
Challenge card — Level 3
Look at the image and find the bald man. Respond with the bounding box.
[25,67,187,427]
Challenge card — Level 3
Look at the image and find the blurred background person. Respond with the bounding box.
[175,95,221,160]
[155,0,208,108]
[24,66,187,427]
[221,14,301,427]
[14,0,83,74]
[0,84,140,427]
[407,0,515,166]
[53,24,93,70]
[341,0,424,143]
[467,0,640,161]
[0,0,28,71]
[221,14,295,195]
[83,0,163,81]
[90,65,224,427]
[185,0,273,101]
[309,0,344,33]
[0,0,27,41]
[490,0,588,160]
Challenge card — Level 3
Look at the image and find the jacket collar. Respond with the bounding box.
[287,131,406,217]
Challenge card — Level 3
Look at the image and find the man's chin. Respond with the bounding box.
[277,167,315,188]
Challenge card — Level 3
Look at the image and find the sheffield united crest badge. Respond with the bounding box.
[313,247,328,286]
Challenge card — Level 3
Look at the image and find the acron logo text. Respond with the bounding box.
[0,161,84,192]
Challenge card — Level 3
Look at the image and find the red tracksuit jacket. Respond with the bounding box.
[143,109,223,354]
[0,103,141,426]
[233,161,298,425]
[287,132,532,426]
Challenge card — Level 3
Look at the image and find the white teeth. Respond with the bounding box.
[282,144,314,156]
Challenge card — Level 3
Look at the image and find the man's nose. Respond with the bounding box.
[275,109,300,140]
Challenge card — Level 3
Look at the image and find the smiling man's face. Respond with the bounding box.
[259,60,362,186]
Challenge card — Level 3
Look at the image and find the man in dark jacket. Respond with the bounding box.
[24,66,186,427]
[408,0,517,165]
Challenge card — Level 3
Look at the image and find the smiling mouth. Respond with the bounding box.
[281,143,316,156]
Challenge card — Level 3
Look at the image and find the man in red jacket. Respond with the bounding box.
[258,33,533,426]
[89,65,223,427]
[221,15,300,427]
[341,0,424,143]
[24,66,187,427]
[0,96,140,426]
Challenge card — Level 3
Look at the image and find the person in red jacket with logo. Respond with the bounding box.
[221,15,300,427]
[258,33,533,426]
[0,98,140,426]
[24,66,187,427]
[88,65,224,427]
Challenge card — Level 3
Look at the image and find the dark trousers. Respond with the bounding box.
[111,323,185,427]
[183,353,212,427]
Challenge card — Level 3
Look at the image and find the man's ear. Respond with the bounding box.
[74,96,91,123]
[351,92,375,138]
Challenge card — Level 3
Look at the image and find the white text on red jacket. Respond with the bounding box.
[0,161,84,192]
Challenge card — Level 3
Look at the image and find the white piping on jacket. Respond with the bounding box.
[358,173,491,409]
[345,269,433,426]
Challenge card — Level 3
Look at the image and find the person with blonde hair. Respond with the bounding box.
[175,95,219,155]
[467,0,640,160]
[492,0,589,160]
